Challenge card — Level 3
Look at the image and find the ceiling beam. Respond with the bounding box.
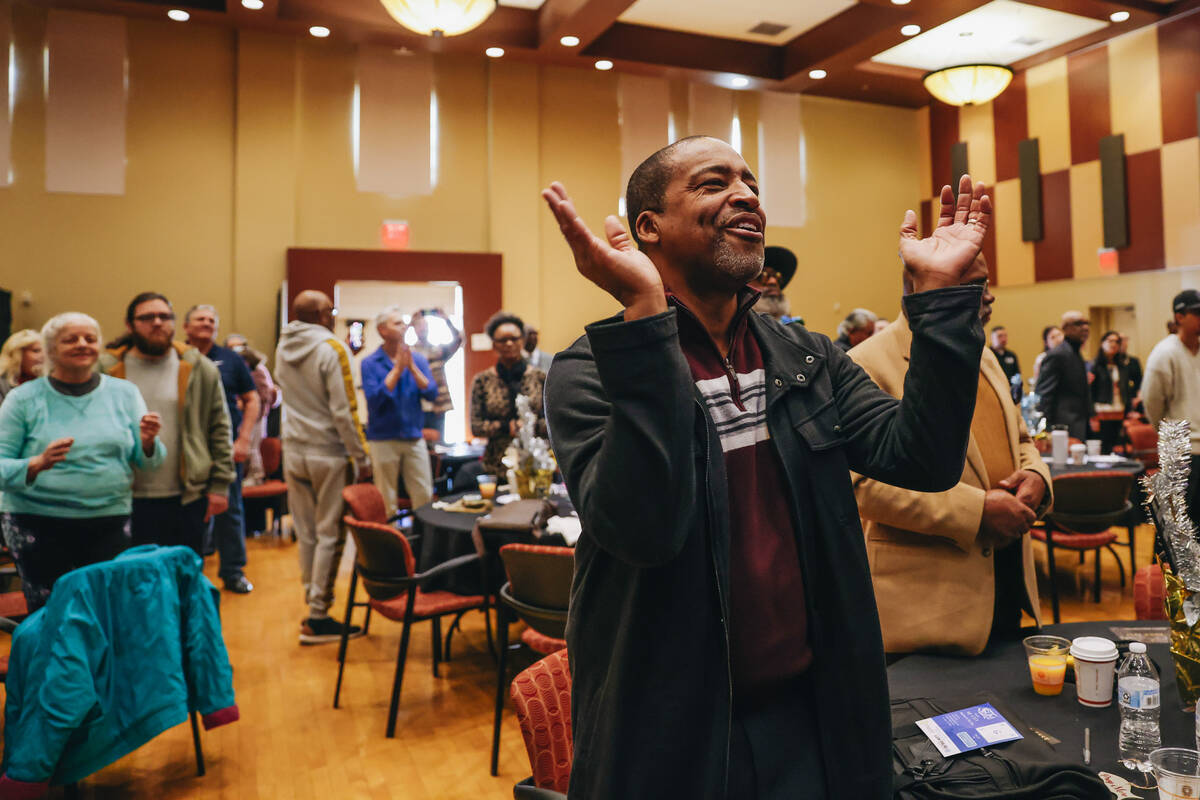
[536,0,637,51]
[585,23,782,79]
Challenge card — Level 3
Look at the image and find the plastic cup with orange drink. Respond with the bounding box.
[476,474,498,500]
[1023,635,1072,696]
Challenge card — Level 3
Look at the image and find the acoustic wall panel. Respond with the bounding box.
[1068,161,1104,279]
[618,74,670,206]
[959,101,995,186]
[44,10,126,195]
[994,178,1034,286]
[0,4,10,186]
[1066,46,1110,165]
[1099,133,1127,249]
[355,47,432,196]
[1033,170,1073,282]
[929,100,957,192]
[1120,148,1165,273]
[993,71,1028,183]
[1161,137,1200,269]
[1108,26,1162,155]
[1025,58,1071,172]
[687,83,734,141]
[756,91,805,228]
[1158,11,1200,144]
[1018,138,1041,242]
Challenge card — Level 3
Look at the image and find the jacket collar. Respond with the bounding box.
[746,312,826,404]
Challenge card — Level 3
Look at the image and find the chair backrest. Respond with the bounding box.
[510,649,572,793]
[1134,564,1167,621]
[342,515,417,600]
[501,544,573,611]
[1124,421,1159,467]
[342,483,389,524]
[260,437,283,477]
[1050,471,1135,518]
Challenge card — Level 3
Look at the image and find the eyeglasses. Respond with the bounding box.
[134,312,175,323]
[1063,320,1090,328]
[758,268,782,283]
[493,336,522,345]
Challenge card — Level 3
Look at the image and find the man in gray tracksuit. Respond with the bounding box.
[275,290,372,644]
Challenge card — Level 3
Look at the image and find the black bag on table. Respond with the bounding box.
[891,695,1109,800]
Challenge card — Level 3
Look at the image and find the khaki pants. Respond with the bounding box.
[285,451,351,618]
[371,438,433,518]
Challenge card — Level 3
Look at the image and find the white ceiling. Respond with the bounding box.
[617,0,854,44]
[871,0,1109,71]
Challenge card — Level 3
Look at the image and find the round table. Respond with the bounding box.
[413,491,490,594]
[1045,455,1145,479]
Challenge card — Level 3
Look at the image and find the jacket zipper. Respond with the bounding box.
[698,397,734,798]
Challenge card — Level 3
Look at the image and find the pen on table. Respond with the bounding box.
[1083,727,1091,766]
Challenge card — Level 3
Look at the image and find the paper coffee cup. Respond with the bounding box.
[1070,443,1088,465]
[1071,636,1119,707]
[1087,439,1102,456]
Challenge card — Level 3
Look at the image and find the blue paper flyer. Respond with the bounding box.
[914,703,1024,757]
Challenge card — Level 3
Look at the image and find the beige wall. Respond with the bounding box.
[2,5,926,361]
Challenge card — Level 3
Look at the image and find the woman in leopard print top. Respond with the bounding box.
[470,312,547,475]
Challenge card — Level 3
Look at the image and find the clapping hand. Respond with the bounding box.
[27,437,73,482]
[899,174,992,293]
[392,346,412,371]
[140,413,161,455]
[542,182,667,321]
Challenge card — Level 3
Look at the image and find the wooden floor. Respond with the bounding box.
[1,522,1158,798]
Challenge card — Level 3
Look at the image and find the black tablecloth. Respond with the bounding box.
[413,492,577,595]
[1046,457,1145,478]
[888,620,1187,795]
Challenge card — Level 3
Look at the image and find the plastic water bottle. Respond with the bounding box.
[1118,642,1161,771]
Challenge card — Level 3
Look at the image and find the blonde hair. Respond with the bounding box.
[41,312,101,369]
[0,329,42,384]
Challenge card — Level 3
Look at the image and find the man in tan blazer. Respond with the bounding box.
[849,265,1052,656]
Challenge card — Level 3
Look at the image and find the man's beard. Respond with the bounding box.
[754,293,791,320]
[132,330,171,356]
[711,237,763,289]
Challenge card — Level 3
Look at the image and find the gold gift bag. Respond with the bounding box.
[1163,564,1200,710]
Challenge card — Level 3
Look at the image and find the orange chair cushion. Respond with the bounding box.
[1134,564,1167,621]
[0,592,28,619]
[1030,528,1119,550]
[242,480,287,500]
[369,591,485,621]
[510,650,572,793]
[521,627,567,655]
[342,484,390,524]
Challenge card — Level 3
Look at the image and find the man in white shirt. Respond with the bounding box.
[1143,289,1200,520]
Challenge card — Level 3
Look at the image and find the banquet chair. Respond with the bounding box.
[333,513,486,738]
[1134,564,1167,621]
[1120,420,1159,470]
[0,590,29,683]
[491,544,573,776]
[242,436,289,537]
[1032,471,1134,623]
[510,649,571,800]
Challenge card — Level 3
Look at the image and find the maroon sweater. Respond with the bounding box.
[673,295,813,697]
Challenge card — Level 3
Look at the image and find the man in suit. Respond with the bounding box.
[849,257,1052,655]
[1035,310,1093,440]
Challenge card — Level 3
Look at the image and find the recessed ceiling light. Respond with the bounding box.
[560,35,580,47]
[595,59,613,71]
[731,76,749,88]
[167,9,190,21]
[242,0,264,8]
[891,0,911,4]
[809,69,827,79]
[309,25,331,37]
[486,46,505,57]
[1110,11,1130,22]
[901,24,921,36]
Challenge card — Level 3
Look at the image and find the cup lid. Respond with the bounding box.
[1071,636,1119,660]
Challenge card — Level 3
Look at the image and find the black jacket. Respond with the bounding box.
[1035,340,1093,440]
[544,286,985,800]
[1089,356,1135,408]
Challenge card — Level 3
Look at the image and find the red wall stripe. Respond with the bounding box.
[993,71,1028,183]
[1034,170,1073,282]
[1067,46,1111,165]
[1158,12,1200,144]
[1119,149,1165,273]
[929,101,959,194]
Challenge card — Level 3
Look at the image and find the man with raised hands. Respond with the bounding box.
[542,135,992,800]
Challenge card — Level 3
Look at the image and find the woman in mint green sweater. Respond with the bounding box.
[0,312,165,610]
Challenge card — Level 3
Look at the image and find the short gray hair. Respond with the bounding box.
[41,312,101,367]
[184,304,219,326]
[375,305,406,330]
[840,308,878,336]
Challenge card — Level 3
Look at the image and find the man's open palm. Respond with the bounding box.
[899,174,992,293]
[542,182,666,319]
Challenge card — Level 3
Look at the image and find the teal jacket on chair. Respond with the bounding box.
[0,546,239,796]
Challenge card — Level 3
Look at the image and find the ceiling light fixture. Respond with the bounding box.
[309,25,331,37]
[923,64,1013,106]
[560,35,580,47]
[891,0,911,4]
[485,46,504,57]
[809,69,827,79]
[594,59,614,71]
[901,24,921,36]
[167,9,190,21]
[241,0,265,9]
[377,0,496,37]
[1110,11,1130,22]
[731,77,749,88]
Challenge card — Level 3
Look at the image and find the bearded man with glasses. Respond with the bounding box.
[100,292,234,556]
